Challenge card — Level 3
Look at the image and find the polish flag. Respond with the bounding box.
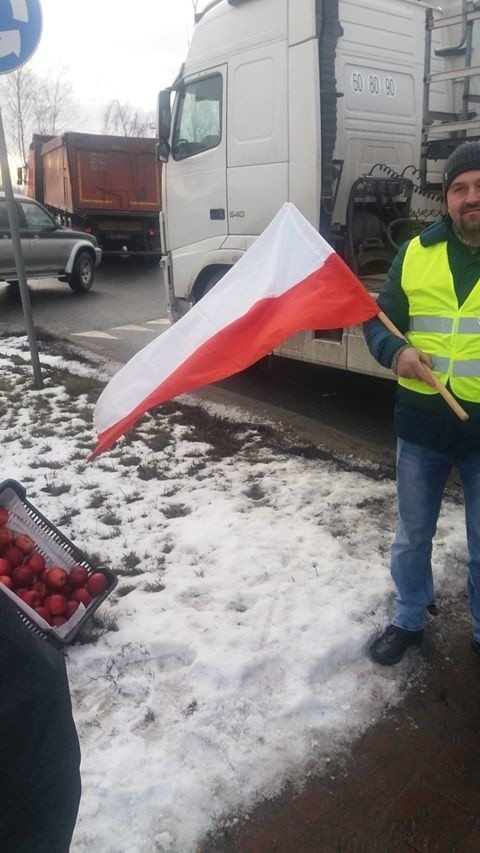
[92,203,379,458]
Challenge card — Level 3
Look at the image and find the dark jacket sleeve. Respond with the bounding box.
[0,594,81,853]
[363,241,411,369]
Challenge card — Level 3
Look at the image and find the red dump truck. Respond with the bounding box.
[26,132,161,262]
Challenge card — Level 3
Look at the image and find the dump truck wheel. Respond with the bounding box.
[69,251,94,292]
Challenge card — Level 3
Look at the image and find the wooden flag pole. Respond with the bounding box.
[377,311,469,422]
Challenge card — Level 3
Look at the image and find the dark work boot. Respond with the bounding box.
[369,625,424,666]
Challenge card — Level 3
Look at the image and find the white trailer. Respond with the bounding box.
[157,0,480,379]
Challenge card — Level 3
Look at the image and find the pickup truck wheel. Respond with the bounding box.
[69,251,94,292]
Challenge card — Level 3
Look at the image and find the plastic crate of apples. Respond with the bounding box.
[0,479,117,645]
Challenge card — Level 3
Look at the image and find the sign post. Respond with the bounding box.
[0,0,43,388]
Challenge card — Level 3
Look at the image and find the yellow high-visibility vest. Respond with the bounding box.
[399,236,480,401]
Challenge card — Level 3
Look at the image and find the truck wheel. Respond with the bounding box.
[68,251,94,292]
[195,267,230,302]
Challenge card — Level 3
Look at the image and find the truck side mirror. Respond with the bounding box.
[156,140,170,163]
[157,89,172,145]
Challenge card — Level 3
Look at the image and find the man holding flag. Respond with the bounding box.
[365,141,480,666]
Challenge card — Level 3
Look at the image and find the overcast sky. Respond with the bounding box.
[26,0,208,132]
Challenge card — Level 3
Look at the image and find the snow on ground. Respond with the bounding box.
[0,335,469,852]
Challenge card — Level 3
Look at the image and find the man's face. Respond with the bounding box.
[447,169,480,243]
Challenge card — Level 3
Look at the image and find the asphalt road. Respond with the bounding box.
[0,258,168,362]
[0,259,397,464]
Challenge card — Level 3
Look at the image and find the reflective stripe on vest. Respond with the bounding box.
[410,316,480,334]
[398,237,480,401]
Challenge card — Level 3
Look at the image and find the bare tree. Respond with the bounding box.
[35,73,73,136]
[102,100,155,137]
[1,67,74,172]
[1,68,38,172]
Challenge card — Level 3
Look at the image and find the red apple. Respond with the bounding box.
[0,507,8,526]
[51,616,67,627]
[0,575,13,589]
[44,594,67,616]
[44,567,68,592]
[0,528,14,550]
[86,572,108,597]
[65,599,80,619]
[0,557,12,576]
[69,566,89,589]
[32,581,47,599]
[3,546,24,568]
[14,534,35,556]
[34,606,51,624]
[24,554,46,574]
[70,587,92,607]
[12,565,34,589]
[20,589,43,608]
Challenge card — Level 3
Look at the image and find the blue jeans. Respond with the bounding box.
[391,439,480,640]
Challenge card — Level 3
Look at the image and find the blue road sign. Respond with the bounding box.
[0,0,42,74]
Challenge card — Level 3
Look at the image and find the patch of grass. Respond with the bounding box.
[162,503,191,519]
[30,426,55,439]
[47,368,104,403]
[41,482,72,497]
[88,492,106,509]
[8,353,28,368]
[96,460,117,473]
[144,430,171,452]
[98,528,120,540]
[30,459,63,470]
[183,698,198,718]
[32,397,53,413]
[115,564,145,577]
[76,406,93,423]
[162,484,178,497]
[115,583,137,598]
[143,578,165,593]
[123,490,143,504]
[74,611,119,645]
[1,431,19,443]
[122,551,141,569]
[73,441,94,451]
[184,461,208,476]
[56,507,81,525]
[120,455,142,467]
[84,552,105,569]
[244,483,266,501]
[164,403,273,460]
[99,510,122,526]
[137,464,162,481]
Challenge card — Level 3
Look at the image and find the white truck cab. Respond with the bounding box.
[158,0,480,378]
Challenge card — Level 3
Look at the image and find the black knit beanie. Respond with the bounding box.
[443,140,480,196]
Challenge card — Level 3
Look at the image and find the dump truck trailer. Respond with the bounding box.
[27,132,161,262]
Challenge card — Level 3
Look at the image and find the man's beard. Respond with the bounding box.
[458,208,480,241]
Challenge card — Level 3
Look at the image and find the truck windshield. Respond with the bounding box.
[172,74,222,160]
